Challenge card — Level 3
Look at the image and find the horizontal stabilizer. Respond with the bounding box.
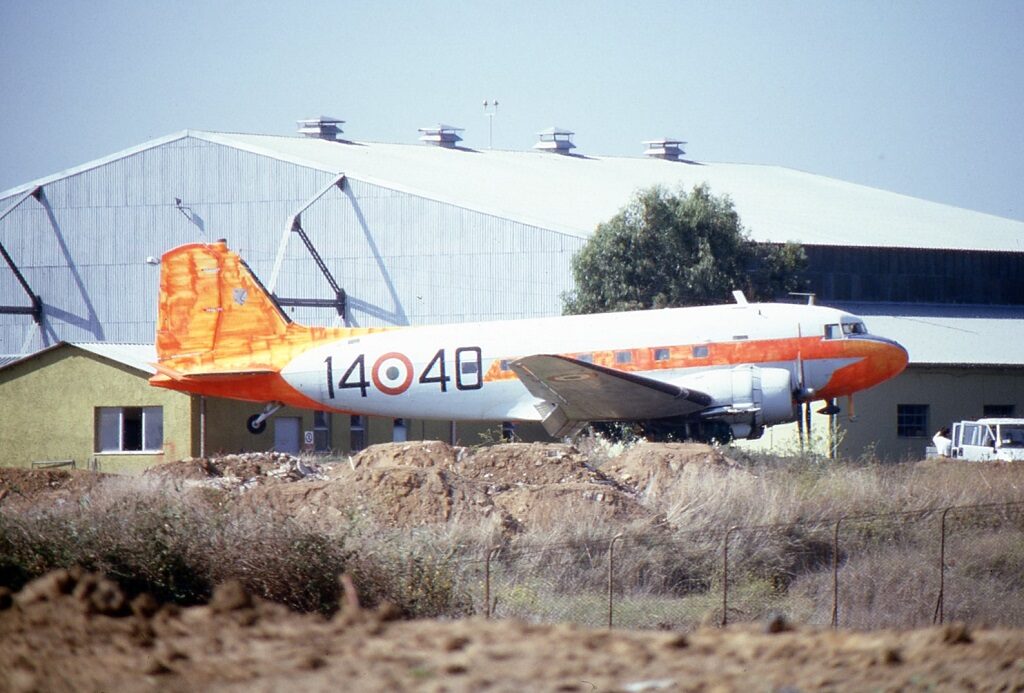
[510,354,711,436]
[151,361,277,382]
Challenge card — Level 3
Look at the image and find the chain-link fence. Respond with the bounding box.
[450,501,1024,630]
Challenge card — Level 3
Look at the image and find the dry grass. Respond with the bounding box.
[3,447,1023,630]
[0,476,466,617]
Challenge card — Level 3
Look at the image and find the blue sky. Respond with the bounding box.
[2,0,1022,221]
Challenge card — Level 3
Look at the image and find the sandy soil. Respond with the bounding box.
[3,568,1023,692]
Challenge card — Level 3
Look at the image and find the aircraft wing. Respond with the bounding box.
[509,354,712,437]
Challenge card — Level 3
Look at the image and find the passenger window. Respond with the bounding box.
[653,348,670,361]
[692,345,709,358]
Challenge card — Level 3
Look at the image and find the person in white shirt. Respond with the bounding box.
[933,427,952,457]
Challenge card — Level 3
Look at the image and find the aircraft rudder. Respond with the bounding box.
[155,239,290,362]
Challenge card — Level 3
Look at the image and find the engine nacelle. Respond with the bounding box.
[677,365,795,439]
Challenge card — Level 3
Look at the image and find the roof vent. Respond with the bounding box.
[533,127,576,154]
[418,124,464,148]
[297,116,345,141]
[643,138,686,161]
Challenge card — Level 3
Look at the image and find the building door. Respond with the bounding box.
[274,417,301,453]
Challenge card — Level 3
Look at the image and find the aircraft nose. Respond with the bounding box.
[816,335,909,400]
[873,336,909,382]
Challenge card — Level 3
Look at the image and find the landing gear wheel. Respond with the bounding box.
[246,414,267,434]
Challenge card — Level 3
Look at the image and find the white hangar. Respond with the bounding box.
[2,118,1022,463]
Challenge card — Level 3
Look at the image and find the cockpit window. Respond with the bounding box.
[825,322,867,340]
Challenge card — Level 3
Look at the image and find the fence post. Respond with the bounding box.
[608,534,624,629]
[484,545,500,619]
[933,507,952,625]
[722,526,738,627]
[831,517,842,628]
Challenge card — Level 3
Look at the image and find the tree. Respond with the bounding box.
[563,184,806,314]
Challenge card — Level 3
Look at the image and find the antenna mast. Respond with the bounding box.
[483,99,499,149]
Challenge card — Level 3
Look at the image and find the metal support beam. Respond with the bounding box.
[0,187,44,323]
[269,174,348,318]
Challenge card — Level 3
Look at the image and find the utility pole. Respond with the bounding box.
[483,99,499,149]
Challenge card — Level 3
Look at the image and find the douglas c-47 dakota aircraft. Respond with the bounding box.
[150,240,909,440]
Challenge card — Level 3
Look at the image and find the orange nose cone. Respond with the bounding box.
[818,338,909,400]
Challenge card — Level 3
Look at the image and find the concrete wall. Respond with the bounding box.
[197,397,539,457]
[743,366,1024,461]
[0,347,192,473]
[840,366,1024,460]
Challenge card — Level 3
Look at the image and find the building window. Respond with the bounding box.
[983,404,1015,418]
[576,353,593,363]
[95,406,163,453]
[692,345,709,358]
[313,411,331,452]
[897,404,929,438]
[653,347,670,361]
[350,415,366,452]
[615,351,632,364]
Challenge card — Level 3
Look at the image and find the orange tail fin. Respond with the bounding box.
[156,240,291,364]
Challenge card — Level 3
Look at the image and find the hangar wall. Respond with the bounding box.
[0,135,583,358]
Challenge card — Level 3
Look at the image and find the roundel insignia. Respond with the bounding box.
[551,372,595,382]
[371,352,414,395]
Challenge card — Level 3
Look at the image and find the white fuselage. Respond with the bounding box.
[280,301,878,423]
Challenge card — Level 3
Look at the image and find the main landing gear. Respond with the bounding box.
[246,401,283,434]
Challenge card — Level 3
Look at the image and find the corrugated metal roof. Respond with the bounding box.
[73,343,157,374]
[862,314,1024,366]
[3,129,1022,252]
[194,131,1024,252]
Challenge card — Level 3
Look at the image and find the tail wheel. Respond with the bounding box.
[247,414,268,435]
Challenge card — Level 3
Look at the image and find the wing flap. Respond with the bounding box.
[509,354,711,435]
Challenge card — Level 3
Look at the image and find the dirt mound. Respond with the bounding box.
[347,440,460,471]
[0,467,111,511]
[349,441,620,487]
[295,441,644,532]
[3,568,1023,692]
[144,452,326,490]
[492,483,652,532]
[244,466,498,531]
[456,442,621,487]
[603,442,742,499]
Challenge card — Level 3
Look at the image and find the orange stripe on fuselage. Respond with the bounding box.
[483,335,906,400]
